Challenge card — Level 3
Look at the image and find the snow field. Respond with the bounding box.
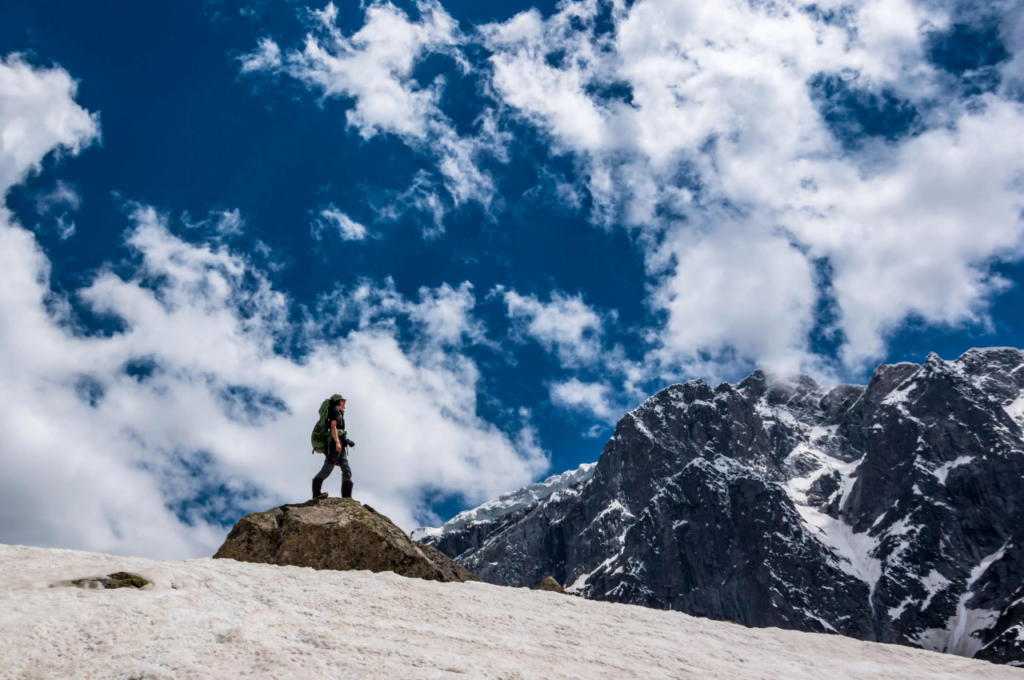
[0,544,1017,680]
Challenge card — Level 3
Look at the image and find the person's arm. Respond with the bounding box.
[331,420,342,449]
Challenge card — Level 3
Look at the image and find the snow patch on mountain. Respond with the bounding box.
[784,446,882,593]
[919,569,952,611]
[412,462,596,541]
[1006,396,1024,425]
[418,348,1024,666]
[933,456,974,485]
[914,543,1010,657]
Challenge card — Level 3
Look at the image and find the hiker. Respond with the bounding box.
[312,394,356,500]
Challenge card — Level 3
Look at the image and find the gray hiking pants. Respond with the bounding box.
[314,445,352,485]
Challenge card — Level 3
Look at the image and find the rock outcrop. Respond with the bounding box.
[418,347,1024,665]
[216,497,479,583]
[533,576,566,593]
[68,572,149,589]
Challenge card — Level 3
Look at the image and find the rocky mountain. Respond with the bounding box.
[216,497,478,583]
[416,347,1024,664]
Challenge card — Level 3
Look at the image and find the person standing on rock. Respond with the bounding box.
[313,394,355,500]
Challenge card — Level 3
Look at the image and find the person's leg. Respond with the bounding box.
[340,450,353,498]
[312,457,335,499]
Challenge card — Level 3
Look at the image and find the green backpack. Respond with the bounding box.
[310,398,346,454]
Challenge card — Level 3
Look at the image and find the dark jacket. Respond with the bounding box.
[327,407,346,463]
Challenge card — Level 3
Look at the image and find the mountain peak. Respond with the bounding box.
[418,346,1024,666]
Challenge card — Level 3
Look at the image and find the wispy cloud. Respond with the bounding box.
[35,180,82,240]
[313,204,368,241]
[240,1,509,231]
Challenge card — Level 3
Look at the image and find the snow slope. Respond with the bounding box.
[0,543,1016,679]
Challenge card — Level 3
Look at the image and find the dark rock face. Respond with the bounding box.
[216,498,479,583]
[418,347,1024,664]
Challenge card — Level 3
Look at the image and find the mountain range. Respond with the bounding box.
[415,348,1024,665]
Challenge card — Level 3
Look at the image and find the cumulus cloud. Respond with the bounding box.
[313,204,368,241]
[242,1,508,223]
[549,378,616,422]
[0,57,547,558]
[0,54,99,193]
[500,287,606,369]
[481,0,1024,375]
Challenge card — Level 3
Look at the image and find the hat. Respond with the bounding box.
[330,394,345,402]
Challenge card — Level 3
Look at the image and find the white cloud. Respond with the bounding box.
[325,278,487,349]
[182,208,245,238]
[500,288,606,368]
[34,179,82,240]
[406,282,486,348]
[0,58,548,558]
[549,378,616,422]
[239,37,282,73]
[54,214,76,240]
[482,0,1024,375]
[214,208,245,236]
[0,54,99,194]
[0,203,549,558]
[372,169,449,237]
[314,205,368,241]
[242,2,508,221]
[35,179,81,215]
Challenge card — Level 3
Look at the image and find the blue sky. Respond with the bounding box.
[2,0,1024,558]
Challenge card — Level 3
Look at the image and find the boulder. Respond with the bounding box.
[214,498,479,583]
[533,576,566,593]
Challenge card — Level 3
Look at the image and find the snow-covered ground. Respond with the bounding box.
[0,543,1016,679]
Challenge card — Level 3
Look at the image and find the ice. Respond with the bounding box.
[1,543,1013,679]
[411,462,596,540]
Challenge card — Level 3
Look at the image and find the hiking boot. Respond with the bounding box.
[342,480,354,499]
[314,492,329,500]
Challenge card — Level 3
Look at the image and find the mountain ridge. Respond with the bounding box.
[416,347,1024,665]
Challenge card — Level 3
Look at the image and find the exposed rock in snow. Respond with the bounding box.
[1,543,1016,679]
[532,575,566,593]
[417,347,1024,666]
[214,497,478,583]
